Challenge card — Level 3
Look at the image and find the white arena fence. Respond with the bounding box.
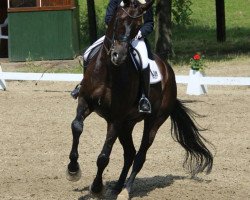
[1,72,250,85]
[0,69,250,94]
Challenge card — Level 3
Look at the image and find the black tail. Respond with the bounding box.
[170,99,213,176]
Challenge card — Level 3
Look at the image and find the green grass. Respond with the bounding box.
[78,0,250,65]
[171,0,250,64]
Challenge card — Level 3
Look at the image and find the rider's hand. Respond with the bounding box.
[135,30,142,40]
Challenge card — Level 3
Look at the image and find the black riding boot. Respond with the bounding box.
[138,66,151,113]
[70,60,87,99]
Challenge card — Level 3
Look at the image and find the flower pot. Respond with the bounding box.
[186,69,207,95]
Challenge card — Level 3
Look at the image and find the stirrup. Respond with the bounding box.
[138,96,151,113]
[71,84,81,99]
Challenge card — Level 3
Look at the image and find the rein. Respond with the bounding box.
[121,7,144,19]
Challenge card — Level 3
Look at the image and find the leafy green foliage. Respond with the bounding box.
[172,0,192,26]
[190,53,206,71]
[78,0,108,51]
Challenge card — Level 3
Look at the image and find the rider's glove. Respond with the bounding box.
[135,30,142,40]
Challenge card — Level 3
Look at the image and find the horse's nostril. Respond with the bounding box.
[111,51,121,65]
[112,52,119,59]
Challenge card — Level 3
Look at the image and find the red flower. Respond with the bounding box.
[193,54,201,60]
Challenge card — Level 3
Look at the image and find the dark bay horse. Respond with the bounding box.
[66,0,213,199]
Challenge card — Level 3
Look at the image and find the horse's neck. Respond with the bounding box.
[89,46,110,82]
[92,36,116,83]
[91,42,139,119]
[102,37,139,98]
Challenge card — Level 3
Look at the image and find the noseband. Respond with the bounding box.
[104,6,143,55]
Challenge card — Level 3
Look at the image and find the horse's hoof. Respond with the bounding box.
[89,183,104,196]
[110,188,120,196]
[117,188,130,200]
[66,167,82,182]
[105,188,117,198]
[112,182,123,195]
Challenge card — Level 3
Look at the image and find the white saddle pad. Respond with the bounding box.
[149,59,162,84]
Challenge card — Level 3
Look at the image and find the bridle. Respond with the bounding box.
[103,6,144,55]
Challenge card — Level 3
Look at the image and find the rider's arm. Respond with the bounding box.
[105,0,120,25]
[140,2,154,38]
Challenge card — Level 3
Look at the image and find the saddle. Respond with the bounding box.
[84,43,103,66]
[84,39,162,84]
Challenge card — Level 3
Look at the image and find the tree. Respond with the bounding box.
[87,0,98,44]
[155,0,173,60]
[215,0,226,42]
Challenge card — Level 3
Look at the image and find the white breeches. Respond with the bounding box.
[131,39,148,69]
[83,36,149,69]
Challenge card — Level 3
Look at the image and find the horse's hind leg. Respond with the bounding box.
[66,97,91,182]
[113,122,136,194]
[90,122,118,194]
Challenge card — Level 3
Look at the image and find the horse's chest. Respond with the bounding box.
[91,87,111,118]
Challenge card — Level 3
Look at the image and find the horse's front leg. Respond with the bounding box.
[90,122,118,194]
[66,97,91,182]
[118,117,166,200]
[112,122,136,194]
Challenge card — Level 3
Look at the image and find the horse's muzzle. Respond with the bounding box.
[110,41,129,66]
[111,51,119,65]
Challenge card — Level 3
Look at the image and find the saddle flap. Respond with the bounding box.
[130,48,162,84]
[149,59,162,84]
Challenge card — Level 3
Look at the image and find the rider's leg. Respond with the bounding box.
[131,39,151,113]
[71,36,105,99]
[139,65,151,113]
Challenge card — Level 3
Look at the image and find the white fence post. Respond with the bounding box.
[0,65,7,91]
[186,69,208,95]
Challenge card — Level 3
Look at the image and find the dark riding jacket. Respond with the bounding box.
[105,0,154,38]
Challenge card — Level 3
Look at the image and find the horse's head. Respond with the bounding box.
[105,0,154,66]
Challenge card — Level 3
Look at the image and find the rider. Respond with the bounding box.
[71,0,154,113]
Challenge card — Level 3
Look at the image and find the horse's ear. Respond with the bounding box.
[140,0,155,12]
